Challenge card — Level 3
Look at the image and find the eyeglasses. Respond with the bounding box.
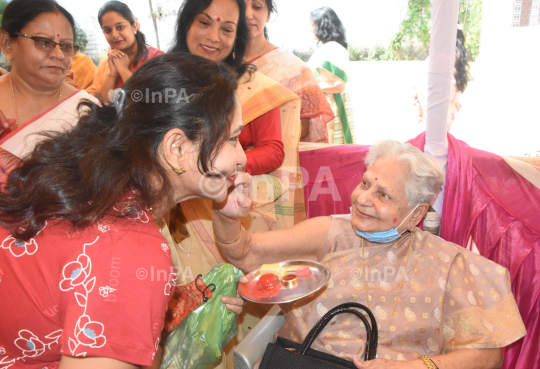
[13,32,79,56]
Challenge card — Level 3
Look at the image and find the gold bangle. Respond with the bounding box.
[214,221,243,244]
[419,356,439,369]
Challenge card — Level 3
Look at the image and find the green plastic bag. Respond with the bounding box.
[161,263,243,369]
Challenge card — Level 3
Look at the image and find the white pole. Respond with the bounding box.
[425,0,460,214]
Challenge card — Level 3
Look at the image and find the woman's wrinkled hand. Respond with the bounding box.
[352,357,413,369]
[0,109,16,134]
[214,165,252,219]
[221,275,248,314]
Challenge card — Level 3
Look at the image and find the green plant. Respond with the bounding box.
[386,0,483,61]
[292,49,312,62]
[459,0,482,61]
[348,44,367,61]
[0,0,7,21]
[75,26,89,53]
[387,0,431,61]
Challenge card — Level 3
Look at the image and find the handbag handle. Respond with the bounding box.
[305,302,378,345]
[325,302,378,342]
[299,302,378,361]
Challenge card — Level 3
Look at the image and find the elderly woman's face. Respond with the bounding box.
[186,0,239,63]
[351,158,415,234]
[6,12,73,88]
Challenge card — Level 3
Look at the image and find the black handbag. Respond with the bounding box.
[259,302,378,369]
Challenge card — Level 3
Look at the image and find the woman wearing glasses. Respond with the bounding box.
[88,1,164,104]
[0,0,97,160]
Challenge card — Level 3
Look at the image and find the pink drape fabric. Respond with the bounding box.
[299,133,540,368]
[439,134,540,369]
[299,144,369,217]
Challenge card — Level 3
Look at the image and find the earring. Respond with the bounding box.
[6,56,10,66]
[174,166,185,174]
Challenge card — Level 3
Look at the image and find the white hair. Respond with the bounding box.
[365,140,444,206]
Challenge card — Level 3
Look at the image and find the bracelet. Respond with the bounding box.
[214,221,243,244]
[419,356,439,369]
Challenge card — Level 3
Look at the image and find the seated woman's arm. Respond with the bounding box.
[353,347,502,369]
[212,199,332,272]
[240,107,284,175]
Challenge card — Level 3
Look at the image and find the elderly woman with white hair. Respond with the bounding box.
[212,140,526,369]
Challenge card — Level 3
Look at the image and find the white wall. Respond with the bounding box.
[449,0,540,155]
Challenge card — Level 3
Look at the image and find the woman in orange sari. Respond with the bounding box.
[88,1,163,103]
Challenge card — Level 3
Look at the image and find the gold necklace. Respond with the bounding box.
[9,74,62,128]
[361,231,414,339]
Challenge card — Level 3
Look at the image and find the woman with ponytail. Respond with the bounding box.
[89,1,164,103]
[0,53,248,369]
[308,6,356,144]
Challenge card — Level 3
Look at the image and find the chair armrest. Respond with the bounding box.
[234,304,285,369]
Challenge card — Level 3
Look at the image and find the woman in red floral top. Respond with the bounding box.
[0,53,248,369]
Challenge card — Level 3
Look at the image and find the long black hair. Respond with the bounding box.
[262,0,277,40]
[2,0,76,43]
[310,6,348,49]
[170,0,250,78]
[455,28,470,93]
[98,1,149,67]
[0,53,238,240]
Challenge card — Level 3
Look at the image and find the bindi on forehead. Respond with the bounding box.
[217,17,221,21]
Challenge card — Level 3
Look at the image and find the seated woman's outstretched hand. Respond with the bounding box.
[353,357,414,369]
[214,165,252,219]
[221,275,249,314]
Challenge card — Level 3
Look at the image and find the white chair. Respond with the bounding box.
[233,305,285,369]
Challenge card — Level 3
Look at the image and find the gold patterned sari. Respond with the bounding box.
[278,214,526,361]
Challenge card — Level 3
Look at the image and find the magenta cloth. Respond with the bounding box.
[299,133,540,368]
[299,144,369,217]
[439,133,540,369]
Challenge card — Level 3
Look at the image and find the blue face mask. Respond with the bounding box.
[352,204,419,243]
